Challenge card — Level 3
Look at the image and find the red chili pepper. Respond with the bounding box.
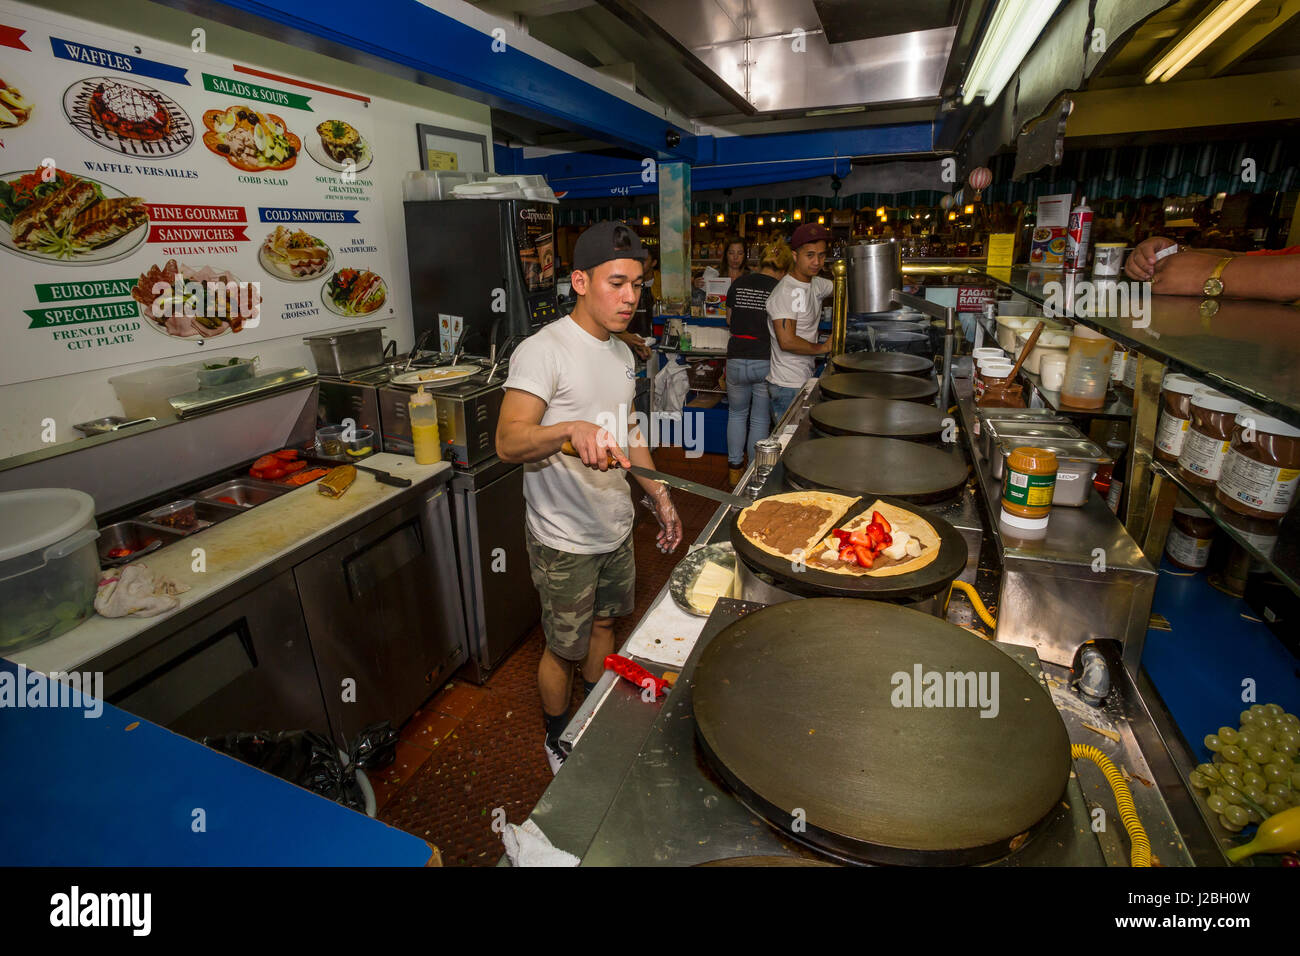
[604,654,671,699]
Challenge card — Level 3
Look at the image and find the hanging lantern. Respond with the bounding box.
[967,166,992,201]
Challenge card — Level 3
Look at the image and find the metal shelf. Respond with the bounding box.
[1152,460,1300,599]
[978,266,1300,430]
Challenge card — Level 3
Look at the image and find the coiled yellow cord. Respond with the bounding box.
[1072,744,1151,867]
[945,580,997,631]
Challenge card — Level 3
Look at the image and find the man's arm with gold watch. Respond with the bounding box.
[1151,250,1300,302]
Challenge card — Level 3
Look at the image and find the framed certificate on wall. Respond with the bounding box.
[416,124,489,172]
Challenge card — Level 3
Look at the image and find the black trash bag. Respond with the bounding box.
[346,720,399,772]
[201,726,391,812]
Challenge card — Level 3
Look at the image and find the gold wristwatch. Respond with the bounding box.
[1203,257,1232,297]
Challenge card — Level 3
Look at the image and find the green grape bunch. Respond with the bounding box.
[1189,703,1300,833]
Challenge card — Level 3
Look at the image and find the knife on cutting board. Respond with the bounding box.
[560,441,752,508]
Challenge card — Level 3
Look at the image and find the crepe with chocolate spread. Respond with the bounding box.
[736,491,860,563]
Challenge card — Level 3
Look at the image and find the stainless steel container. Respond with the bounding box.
[991,436,1112,505]
[982,420,1085,462]
[303,328,385,375]
[847,241,902,314]
[973,407,1064,459]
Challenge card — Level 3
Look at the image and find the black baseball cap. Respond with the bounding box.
[572,220,648,272]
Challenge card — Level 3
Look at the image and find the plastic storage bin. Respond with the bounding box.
[0,489,100,652]
[194,357,257,388]
[109,364,201,419]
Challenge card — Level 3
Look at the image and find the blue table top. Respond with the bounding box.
[1144,560,1300,763]
[0,660,433,866]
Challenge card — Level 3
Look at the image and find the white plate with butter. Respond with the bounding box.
[669,543,737,617]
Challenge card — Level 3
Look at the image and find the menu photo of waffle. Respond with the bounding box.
[63,76,195,158]
[0,168,148,264]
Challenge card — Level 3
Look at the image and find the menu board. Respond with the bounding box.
[0,1,397,386]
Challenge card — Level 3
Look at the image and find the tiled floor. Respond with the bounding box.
[376,446,732,865]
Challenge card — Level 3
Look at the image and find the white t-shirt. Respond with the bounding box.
[504,315,637,554]
[765,274,832,388]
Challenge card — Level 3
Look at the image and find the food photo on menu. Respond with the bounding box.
[259,225,333,280]
[0,74,34,127]
[0,167,148,263]
[322,267,386,316]
[308,118,373,171]
[131,258,261,337]
[63,75,195,158]
[201,104,301,171]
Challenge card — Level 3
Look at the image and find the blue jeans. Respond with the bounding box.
[725,359,770,466]
[769,384,800,427]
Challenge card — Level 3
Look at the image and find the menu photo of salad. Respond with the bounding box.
[201,104,301,172]
[0,168,148,265]
[321,267,387,316]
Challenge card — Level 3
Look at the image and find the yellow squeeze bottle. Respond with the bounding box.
[409,386,442,465]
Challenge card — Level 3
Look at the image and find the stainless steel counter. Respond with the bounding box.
[519,372,1209,866]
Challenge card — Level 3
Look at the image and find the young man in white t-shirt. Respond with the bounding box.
[497,221,683,774]
[765,223,833,424]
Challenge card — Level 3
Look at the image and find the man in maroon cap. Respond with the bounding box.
[765,223,832,423]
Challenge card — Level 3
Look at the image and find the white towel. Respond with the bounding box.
[94,563,190,618]
[502,819,579,867]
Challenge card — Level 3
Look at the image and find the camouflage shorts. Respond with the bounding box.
[525,527,635,663]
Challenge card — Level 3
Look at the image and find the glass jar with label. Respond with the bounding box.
[1177,388,1242,486]
[1165,503,1216,571]
[1215,412,1300,520]
[1154,373,1200,464]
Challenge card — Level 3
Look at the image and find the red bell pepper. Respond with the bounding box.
[604,654,672,699]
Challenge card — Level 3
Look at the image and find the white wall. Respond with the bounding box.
[0,0,493,459]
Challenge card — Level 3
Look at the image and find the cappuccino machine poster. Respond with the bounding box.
[0,0,397,386]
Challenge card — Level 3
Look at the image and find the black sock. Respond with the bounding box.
[544,710,568,748]
[583,678,597,696]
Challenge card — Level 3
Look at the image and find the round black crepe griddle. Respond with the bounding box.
[729,494,965,602]
[820,372,939,403]
[782,436,969,503]
[832,351,933,377]
[810,399,946,440]
[693,599,1072,865]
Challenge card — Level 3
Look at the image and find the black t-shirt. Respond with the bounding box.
[726,273,778,360]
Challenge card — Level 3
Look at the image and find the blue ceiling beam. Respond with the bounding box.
[498,123,936,197]
[203,0,695,160]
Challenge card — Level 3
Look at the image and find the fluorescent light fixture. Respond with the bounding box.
[962,0,1061,106]
[1145,0,1259,83]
